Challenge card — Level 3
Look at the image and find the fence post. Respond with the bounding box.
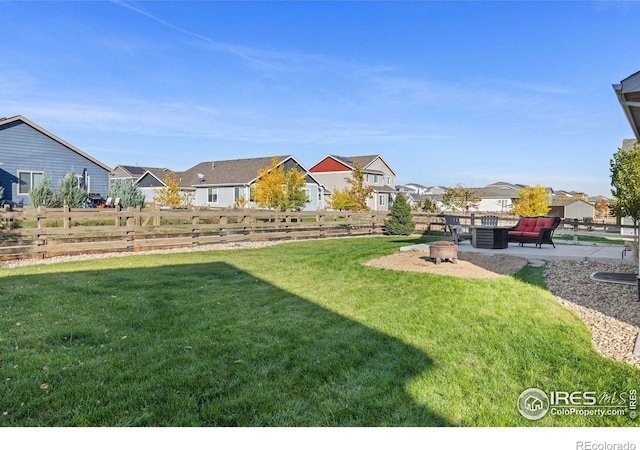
[63,204,71,229]
[192,213,199,247]
[115,204,122,227]
[36,206,48,258]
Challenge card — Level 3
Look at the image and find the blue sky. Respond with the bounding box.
[2,1,639,196]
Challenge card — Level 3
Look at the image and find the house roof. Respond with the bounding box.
[621,138,637,151]
[0,115,112,172]
[551,198,593,207]
[138,167,173,183]
[311,154,397,176]
[178,155,317,187]
[113,165,173,179]
[474,185,521,199]
[613,71,640,140]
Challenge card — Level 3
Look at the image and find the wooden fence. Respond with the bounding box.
[0,207,631,262]
[0,206,390,261]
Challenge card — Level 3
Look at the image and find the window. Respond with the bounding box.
[234,186,245,201]
[208,188,218,203]
[373,174,379,184]
[18,171,44,195]
[303,188,311,201]
[387,176,392,185]
[379,194,386,206]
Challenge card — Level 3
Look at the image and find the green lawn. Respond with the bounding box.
[0,237,638,426]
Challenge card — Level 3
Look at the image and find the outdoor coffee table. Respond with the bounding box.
[471,226,510,249]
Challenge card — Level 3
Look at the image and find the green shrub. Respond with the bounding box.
[55,172,87,208]
[29,173,56,207]
[108,180,146,209]
[384,193,415,235]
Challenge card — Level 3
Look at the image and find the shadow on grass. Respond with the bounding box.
[510,265,547,289]
[0,261,450,427]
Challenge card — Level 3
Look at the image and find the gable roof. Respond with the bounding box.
[178,155,319,187]
[137,169,174,186]
[551,198,593,207]
[310,154,396,176]
[0,115,112,172]
[113,165,173,179]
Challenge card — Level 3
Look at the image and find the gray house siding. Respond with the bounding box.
[0,119,110,206]
[194,182,323,211]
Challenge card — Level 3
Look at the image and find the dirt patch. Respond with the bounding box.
[364,251,528,279]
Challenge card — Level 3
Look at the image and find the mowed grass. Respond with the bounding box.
[0,237,638,426]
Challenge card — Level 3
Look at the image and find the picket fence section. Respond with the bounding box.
[0,206,390,261]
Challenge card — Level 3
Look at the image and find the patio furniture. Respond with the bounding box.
[480,215,499,226]
[444,215,471,244]
[472,226,510,249]
[507,216,561,248]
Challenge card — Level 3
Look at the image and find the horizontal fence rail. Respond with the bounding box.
[0,206,390,261]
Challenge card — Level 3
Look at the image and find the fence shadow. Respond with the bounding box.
[0,261,450,426]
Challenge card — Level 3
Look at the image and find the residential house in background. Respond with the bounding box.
[0,115,111,206]
[309,155,397,211]
[397,184,447,210]
[111,165,176,204]
[397,182,430,196]
[473,182,524,213]
[178,155,325,211]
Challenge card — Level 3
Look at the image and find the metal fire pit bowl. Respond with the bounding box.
[428,241,458,265]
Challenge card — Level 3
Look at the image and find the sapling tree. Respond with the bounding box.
[55,172,87,208]
[384,193,415,235]
[29,173,55,207]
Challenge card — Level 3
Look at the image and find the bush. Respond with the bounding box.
[29,173,56,207]
[384,193,415,235]
[108,180,146,209]
[55,172,87,208]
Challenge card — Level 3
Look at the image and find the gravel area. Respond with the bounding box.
[2,240,639,369]
[544,260,640,368]
[0,240,286,269]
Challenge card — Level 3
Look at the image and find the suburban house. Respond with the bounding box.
[308,155,397,212]
[0,115,111,206]
[177,155,325,211]
[397,183,430,196]
[111,165,177,204]
[549,198,595,220]
[473,182,524,213]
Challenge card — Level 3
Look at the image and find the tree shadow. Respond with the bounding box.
[0,261,451,426]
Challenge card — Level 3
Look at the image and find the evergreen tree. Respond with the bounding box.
[108,180,146,208]
[55,172,87,208]
[384,193,415,235]
[29,173,55,207]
